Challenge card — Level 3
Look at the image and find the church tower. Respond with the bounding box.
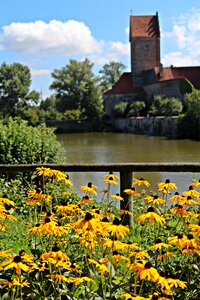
[129,13,160,86]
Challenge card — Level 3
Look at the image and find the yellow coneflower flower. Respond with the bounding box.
[56,173,74,186]
[144,195,165,205]
[36,167,54,177]
[129,250,149,260]
[88,258,108,275]
[0,197,15,207]
[111,193,124,201]
[179,196,198,206]
[182,234,200,248]
[79,231,98,249]
[169,192,185,202]
[119,209,133,216]
[12,278,30,287]
[78,195,93,205]
[27,189,52,203]
[157,251,174,261]
[28,217,58,236]
[188,223,200,236]
[73,212,102,234]
[0,254,30,275]
[0,249,13,258]
[123,187,140,196]
[72,276,93,285]
[55,203,81,215]
[129,260,160,282]
[103,239,139,251]
[148,292,170,300]
[191,178,200,188]
[182,185,199,198]
[103,172,119,181]
[103,218,129,239]
[41,246,70,265]
[150,239,171,251]
[167,275,187,289]
[133,178,151,187]
[80,182,98,196]
[168,234,186,248]
[112,251,128,263]
[156,272,171,292]
[158,179,177,194]
[170,205,187,216]
[137,207,165,225]
[121,292,147,299]
[104,176,118,185]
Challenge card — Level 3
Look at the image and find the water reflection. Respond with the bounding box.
[57,133,200,196]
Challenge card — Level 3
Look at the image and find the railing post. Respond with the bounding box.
[120,171,133,227]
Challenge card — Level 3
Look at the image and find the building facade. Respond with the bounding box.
[104,13,200,116]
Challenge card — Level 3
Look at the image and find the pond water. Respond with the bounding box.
[57,132,200,196]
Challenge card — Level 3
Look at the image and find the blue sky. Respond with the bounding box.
[0,0,200,98]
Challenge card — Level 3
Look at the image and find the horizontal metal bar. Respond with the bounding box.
[0,163,200,173]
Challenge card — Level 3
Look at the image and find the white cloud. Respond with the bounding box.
[89,41,129,65]
[31,69,50,76]
[162,8,200,66]
[0,19,103,56]
[162,51,199,67]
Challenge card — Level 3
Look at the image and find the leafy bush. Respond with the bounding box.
[149,95,183,116]
[0,118,66,164]
[112,101,128,117]
[128,101,146,117]
[63,109,82,120]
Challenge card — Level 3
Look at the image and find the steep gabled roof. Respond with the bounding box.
[130,14,160,39]
[104,73,143,95]
[153,66,200,89]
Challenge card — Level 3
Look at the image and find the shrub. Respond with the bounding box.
[128,100,146,117]
[0,117,66,164]
[149,95,183,116]
[63,109,82,120]
[112,101,128,117]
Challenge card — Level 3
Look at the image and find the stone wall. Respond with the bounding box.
[112,116,178,138]
[144,79,184,103]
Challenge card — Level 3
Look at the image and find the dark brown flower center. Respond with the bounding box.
[187,234,193,240]
[144,262,152,269]
[84,212,92,221]
[13,255,22,263]
[87,182,92,188]
[113,218,120,225]
[44,217,51,223]
[147,207,155,212]
[165,179,170,183]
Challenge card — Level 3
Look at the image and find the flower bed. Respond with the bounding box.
[0,168,199,299]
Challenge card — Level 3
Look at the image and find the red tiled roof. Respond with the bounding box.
[130,15,160,38]
[154,67,200,89]
[104,73,143,95]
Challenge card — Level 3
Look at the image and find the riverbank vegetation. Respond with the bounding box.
[0,167,199,299]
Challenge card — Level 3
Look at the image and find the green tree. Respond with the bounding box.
[177,89,200,139]
[50,59,103,118]
[99,60,126,92]
[0,62,39,117]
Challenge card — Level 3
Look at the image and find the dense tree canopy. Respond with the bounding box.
[99,60,126,92]
[0,62,39,117]
[50,58,103,118]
